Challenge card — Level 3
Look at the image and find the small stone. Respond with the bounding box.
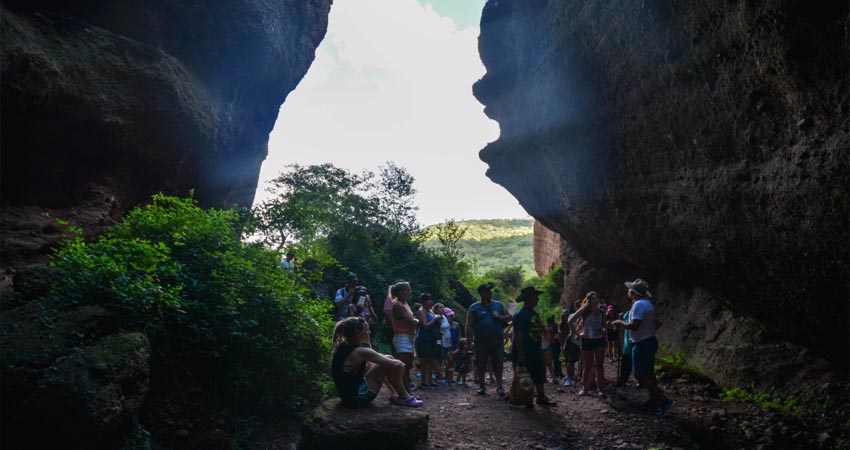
[692,395,705,402]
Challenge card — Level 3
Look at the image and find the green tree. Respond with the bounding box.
[431,219,467,261]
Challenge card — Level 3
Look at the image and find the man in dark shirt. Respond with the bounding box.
[466,283,512,396]
[512,286,557,406]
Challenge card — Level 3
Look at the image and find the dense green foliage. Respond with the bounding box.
[423,218,534,276]
[50,195,333,412]
[720,384,804,415]
[254,163,472,317]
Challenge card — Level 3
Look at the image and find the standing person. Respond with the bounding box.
[616,307,633,386]
[334,273,359,321]
[277,252,296,272]
[541,316,557,383]
[436,304,455,383]
[415,294,442,389]
[545,316,565,382]
[512,287,558,406]
[466,283,512,396]
[605,305,620,361]
[381,284,396,346]
[452,338,472,386]
[612,278,676,417]
[568,291,607,397]
[331,317,422,407]
[560,309,581,387]
[391,281,419,391]
[350,285,378,347]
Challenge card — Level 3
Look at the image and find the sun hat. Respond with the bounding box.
[477,283,495,294]
[606,305,615,312]
[516,286,544,302]
[444,307,454,316]
[346,272,358,282]
[624,278,652,298]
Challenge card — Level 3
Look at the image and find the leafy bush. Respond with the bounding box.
[50,195,333,412]
[719,383,804,415]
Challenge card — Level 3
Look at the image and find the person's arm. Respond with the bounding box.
[366,295,378,318]
[353,347,405,370]
[416,309,441,329]
[613,318,642,330]
[465,308,475,345]
[513,317,526,365]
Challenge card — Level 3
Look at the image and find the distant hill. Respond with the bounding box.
[424,218,534,276]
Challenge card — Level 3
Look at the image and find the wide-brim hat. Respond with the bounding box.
[516,286,544,302]
[624,278,652,298]
[477,283,495,294]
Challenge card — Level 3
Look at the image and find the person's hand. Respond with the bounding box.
[392,359,405,370]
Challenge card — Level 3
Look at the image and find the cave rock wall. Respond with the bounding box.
[1,0,332,211]
[478,0,849,378]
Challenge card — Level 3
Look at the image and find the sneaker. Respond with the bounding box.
[456,380,464,385]
[564,378,573,387]
[597,390,606,398]
[577,388,588,396]
[391,395,424,408]
[435,378,449,384]
[496,385,506,397]
[477,385,487,395]
[656,399,677,417]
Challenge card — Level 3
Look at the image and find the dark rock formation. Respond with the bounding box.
[1,0,331,211]
[477,0,849,384]
[301,397,429,450]
[1,300,150,449]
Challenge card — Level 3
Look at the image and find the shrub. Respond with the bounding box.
[50,194,333,412]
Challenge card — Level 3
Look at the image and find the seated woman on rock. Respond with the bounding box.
[331,316,423,407]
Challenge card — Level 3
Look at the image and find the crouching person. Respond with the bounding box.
[332,317,423,407]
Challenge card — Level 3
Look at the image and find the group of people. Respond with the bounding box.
[330,275,676,417]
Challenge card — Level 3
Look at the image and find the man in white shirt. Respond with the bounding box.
[334,273,359,321]
[612,278,676,417]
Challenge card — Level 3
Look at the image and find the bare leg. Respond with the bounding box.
[395,352,413,387]
[581,349,594,389]
[364,363,390,394]
[594,346,606,390]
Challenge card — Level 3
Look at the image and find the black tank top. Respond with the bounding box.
[331,344,365,401]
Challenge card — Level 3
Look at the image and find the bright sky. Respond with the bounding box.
[254,0,528,226]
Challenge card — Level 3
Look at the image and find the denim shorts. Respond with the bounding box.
[341,379,377,408]
[631,336,658,375]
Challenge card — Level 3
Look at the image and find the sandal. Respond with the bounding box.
[391,395,423,407]
[577,388,588,396]
[597,390,606,398]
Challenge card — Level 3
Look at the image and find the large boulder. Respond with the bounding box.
[301,397,429,450]
[475,0,849,380]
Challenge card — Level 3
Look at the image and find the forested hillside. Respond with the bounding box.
[424,218,534,275]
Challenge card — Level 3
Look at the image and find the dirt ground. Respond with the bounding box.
[398,360,832,450]
[249,357,844,450]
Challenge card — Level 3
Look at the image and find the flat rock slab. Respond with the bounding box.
[301,396,429,450]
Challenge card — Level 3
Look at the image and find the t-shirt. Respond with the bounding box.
[512,307,542,352]
[579,311,604,339]
[334,287,350,320]
[440,316,452,348]
[468,301,507,338]
[629,298,656,343]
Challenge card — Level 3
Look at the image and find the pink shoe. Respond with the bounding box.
[391,395,423,407]
[597,390,606,398]
[578,388,588,396]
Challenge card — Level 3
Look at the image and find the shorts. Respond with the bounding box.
[473,335,504,372]
[340,380,377,408]
[541,345,553,356]
[393,333,414,354]
[564,340,581,363]
[580,337,606,351]
[632,336,658,375]
[415,337,441,359]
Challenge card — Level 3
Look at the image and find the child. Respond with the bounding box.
[452,338,471,386]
